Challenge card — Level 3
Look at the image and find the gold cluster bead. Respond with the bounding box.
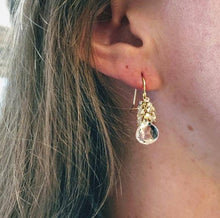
[137,96,157,125]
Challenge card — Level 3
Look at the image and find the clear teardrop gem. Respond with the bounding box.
[136,122,159,145]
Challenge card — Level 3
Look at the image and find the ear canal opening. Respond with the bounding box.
[110,15,143,47]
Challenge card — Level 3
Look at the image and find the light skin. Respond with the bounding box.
[92,0,220,217]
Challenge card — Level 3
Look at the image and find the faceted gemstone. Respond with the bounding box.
[136,122,159,145]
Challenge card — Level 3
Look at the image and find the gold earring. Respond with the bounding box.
[131,76,159,145]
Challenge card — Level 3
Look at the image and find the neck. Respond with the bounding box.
[107,79,220,218]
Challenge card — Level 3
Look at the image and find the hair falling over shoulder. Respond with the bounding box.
[0,0,123,217]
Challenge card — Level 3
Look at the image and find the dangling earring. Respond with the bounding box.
[131,75,159,145]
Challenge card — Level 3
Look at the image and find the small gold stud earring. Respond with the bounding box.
[131,75,159,145]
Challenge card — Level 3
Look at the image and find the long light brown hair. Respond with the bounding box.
[0,0,124,217]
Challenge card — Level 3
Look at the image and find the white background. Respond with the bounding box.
[0,0,10,103]
[0,78,7,105]
[0,0,10,27]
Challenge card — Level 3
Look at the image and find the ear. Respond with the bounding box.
[91,0,162,90]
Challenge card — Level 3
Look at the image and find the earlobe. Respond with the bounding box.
[91,0,162,91]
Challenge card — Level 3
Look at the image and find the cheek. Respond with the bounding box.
[157,0,220,122]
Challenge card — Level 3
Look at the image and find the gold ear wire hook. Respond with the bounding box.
[142,75,147,98]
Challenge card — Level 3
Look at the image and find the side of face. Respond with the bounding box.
[130,0,220,173]
[130,0,220,115]
[157,0,220,117]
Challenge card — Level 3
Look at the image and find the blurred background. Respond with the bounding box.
[0,0,11,106]
[0,0,11,27]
